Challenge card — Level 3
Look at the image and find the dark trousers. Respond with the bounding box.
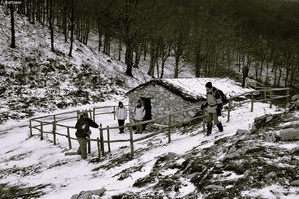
[77,137,87,159]
[118,119,125,132]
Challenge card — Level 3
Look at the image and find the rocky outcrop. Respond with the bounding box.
[71,188,106,199]
[276,128,299,141]
[290,94,299,109]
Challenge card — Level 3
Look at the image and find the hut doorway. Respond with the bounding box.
[141,97,152,130]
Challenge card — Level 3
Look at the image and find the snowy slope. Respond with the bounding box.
[1,100,295,199]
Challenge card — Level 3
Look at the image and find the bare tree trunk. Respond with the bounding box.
[48,0,55,52]
[265,60,270,84]
[133,44,142,68]
[174,33,183,78]
[68,0,74,57]
[148,41,156,77]
[103,33,111,56]
[278,66,282,87]
[97,22,102,52]
[118,39,122,61]
[10,4,16,48]
[160,44,171,79]
[125,41,134,77]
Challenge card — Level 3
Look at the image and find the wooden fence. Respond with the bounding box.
[29,88,290,159]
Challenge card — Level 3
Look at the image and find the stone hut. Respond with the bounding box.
[126,78,252,124]
[126,78,252,125]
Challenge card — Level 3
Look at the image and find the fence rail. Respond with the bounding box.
[29,88,290,159]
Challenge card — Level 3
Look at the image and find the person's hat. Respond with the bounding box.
[205,82,212,88]
[81,111,88,117]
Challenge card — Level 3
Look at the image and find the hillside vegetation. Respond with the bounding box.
[1,0,299,86]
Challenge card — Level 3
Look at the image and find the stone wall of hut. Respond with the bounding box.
[127,84,201,124]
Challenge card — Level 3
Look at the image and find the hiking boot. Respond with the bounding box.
[217,122,223,132]
[206,124,212,136]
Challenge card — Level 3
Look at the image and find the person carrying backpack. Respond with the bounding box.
[201,82,224,136]
[75,112,99,159]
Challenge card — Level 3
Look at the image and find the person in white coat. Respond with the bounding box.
[134,100,145,134]
[115,101,127,133]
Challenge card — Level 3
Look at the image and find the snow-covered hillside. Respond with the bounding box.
[0,3,198,125]
[1,99,299,199]
[0,4,153,125]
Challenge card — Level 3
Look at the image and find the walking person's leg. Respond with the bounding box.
[213,113,223,132]
[136,120,142,134]
[206,113,213,135]
[118,120,123,133]
[119,119,125,133]
[77,137,87,159]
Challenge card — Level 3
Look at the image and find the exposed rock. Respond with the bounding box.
[0,87,6,96]
[71,188,106,199]
[276,128,299,141]
[265,171,277,179]
[291,147,299,156]
[291,95,299,102]
[265,132,277,142]
[205,184,225,191]
[251,115,274,133]
[290,180,299,186]
[236,129,249,136]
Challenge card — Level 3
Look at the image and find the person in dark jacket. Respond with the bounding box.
[201,82,224,136]
[75,112,99,159]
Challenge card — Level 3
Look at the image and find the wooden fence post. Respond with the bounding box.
[264,89,267,100]
[286,89,290,110]
[40,122,44,140]
[29,119,33,137]
[270,90,273,108]
[168,115,171,143]
[100,124,105,156]
[67,127,72,149]
[251,93,254,112]
[52,121,57,145]
[89,109,92,119]
[87,136,91,154]
[93,108,96,121]
[77,111,80,120]
[129,125,134,157]
[97,137,101,160]
[113,106,116,120]
[107,126,111,152]
[203,112,206,132]
[227,101,231,122]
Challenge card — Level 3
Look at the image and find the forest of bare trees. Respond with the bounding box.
[2,0,299,88]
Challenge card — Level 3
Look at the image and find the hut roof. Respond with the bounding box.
[126,78,254,102]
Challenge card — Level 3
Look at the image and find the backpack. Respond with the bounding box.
[213,87,228,105]
[217,89,228,105]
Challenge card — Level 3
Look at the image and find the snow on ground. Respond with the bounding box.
[0,98,287,199]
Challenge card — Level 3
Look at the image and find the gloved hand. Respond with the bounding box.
[201,102,207,110]
[87,130,91,137]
